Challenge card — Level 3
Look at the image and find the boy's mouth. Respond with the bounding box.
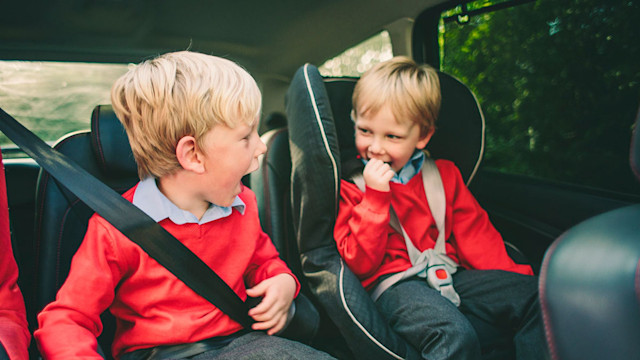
[365,157,392,166]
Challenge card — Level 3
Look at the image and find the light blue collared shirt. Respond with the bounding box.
[362,150,425,185]
[132,177,246,225]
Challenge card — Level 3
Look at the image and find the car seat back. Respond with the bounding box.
[539,105,640,360]
[283,63,513,360]
[35,104,138,358]
[35,104,320,357]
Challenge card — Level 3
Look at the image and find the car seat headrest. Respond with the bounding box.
[90,105,138,178]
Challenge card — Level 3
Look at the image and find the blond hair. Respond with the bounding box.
[111,51,261,179]
[352,56,441,136]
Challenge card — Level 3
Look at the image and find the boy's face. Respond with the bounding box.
[198,119,266,207]
[354,104,432,173]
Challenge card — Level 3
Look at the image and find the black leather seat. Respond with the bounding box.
[35,104,138,358]
[253,63,517,359]
[539,106,640,360]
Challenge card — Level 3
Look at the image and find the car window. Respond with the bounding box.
[438,0,640,196]
[319,31,393,77]
[0,61,129,153]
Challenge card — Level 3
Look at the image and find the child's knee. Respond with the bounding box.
[423,319,480,359]
[452,318,480,348]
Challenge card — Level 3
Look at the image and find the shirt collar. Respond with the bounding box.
[132,177,246,225]
[392,150,425,184]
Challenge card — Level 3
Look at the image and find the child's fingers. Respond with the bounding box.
[380,168,395,181]
[266,315,288,335]
[247,294,276,317]
[251,309,288,334]
[251,318,277,331]
[363,159,395,191]
[251,311,278,328]
[245,282,267,298]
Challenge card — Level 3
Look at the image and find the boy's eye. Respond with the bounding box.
[357,127,370,134]
[387,134,401,140]
[242,131,254,141]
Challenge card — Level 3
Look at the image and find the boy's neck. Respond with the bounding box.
[156,172,209,220]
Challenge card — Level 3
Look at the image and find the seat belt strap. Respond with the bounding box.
[351,158,460,306]
[0,108,255,329]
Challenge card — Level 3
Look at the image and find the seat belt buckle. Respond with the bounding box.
[426,264,453,289]
[426,264,461,306]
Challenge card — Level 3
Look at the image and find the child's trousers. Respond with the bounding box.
[374,269,549,360]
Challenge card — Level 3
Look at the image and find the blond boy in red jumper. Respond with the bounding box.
[36,51,333,360]
[334,57,548,360]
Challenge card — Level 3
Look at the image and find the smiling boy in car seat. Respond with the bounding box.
[334,56,549,360]
[35,51,334,360]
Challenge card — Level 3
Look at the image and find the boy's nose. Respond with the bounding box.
[256,137,267,156]
[368,139,384,154]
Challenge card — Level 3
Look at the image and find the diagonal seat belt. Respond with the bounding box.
[0,108,255,329]
[352,157,460,306]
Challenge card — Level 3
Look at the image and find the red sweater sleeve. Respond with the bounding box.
[35,217,125,359]
[334,180,406,279]
[438,161,533,275]
[243,191,300,295]
[0,155,31,360]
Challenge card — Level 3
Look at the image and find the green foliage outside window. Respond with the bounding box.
[440,0,640,195]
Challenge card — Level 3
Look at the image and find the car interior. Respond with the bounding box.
[538,105,640,360]
[0,0,638,359]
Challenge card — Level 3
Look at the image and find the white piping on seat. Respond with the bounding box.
[447,74,485,187]
[339,259,405,360]
[466,87,485,186]
[302,63,404,360]
[303,64,339,206]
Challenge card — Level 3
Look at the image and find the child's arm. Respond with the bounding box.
[440,161,533,275]
[0,152,30,360]
[241,190,301,334]
[0,251,30,360]
[334,160,400,278]
[246,273,297,335]
[243,230,300,333]
[35,217,122,359]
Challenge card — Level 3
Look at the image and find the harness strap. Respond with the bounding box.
[351,158,460,306]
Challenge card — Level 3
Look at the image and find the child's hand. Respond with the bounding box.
[246,273,297,335]
[363,158,395,192]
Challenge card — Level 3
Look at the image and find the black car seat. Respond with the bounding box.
[264,63,520,359]
[34,104,320,358]
[539,105,640,360]
[34,104,139,358]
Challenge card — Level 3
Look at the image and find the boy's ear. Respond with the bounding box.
[175,136,206,173]
[416,127,435,150]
